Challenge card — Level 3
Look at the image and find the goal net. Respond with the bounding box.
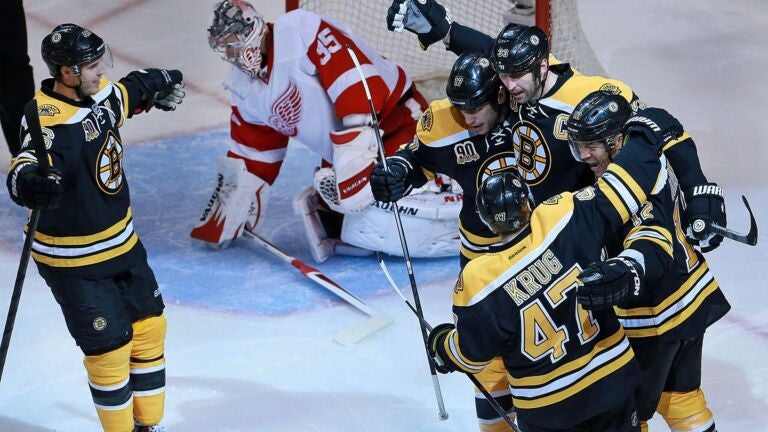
[286,0,605,101]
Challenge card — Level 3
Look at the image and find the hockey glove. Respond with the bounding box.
[427,323,459,374]
[577,256,644,311]
[120,68,184,111]
[684,183,726,252]
[386,0,452,50]
[370,157,413,202]
[622,107,684,151]
[8,163,64,210]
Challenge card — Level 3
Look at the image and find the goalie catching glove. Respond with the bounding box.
[191,156,271,249]
[684,182,726,252]
[427,323,461,374]
[576,256,644,311]
[386,0,452,50]
[120,68,185,112]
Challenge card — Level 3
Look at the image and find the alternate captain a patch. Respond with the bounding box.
[96,131,125,195]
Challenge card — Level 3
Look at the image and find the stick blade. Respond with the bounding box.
[334,314,393,346]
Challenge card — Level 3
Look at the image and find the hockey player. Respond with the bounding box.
[386,0,728,253]
[193,0,461,262]
[567,91,729,432]
[5,24,184,432]
[427,106,684,432]
[371,52,517,429]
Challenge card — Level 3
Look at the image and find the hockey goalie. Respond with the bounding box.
[191,0,461,262]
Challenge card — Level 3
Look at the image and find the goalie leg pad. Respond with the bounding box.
[294,186,341,263]
[191,156,270,249]
[341,188,462,257]
[326,126,379,213]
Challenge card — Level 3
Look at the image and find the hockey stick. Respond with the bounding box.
[346,46,449,420]
[709,195,758,246]
[376,253,520,432]
[241,230,392,345]
[0,99,49,382]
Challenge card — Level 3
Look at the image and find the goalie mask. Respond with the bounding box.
[41,23,113,77]
[208,0,267,79]
[476,171,532,235]
[566,90,632,162]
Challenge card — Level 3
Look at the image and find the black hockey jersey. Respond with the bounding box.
[612,169,731,342]
[11,77,148,278]
[439,134,672,429]
[397,98,516,261]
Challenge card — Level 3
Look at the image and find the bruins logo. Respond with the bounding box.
[38,104,60,116]
[475,151,517,189]
[599,83,621,95]
[420,108,433,132]
[95,131,125,195]
[511,121,551,185]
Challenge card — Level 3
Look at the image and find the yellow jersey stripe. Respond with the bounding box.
[32,233,139,267]
[597,177,630,222]
[616,262,709,317]
[34,208,133,246]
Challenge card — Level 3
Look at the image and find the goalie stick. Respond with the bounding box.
[0,99,50,382]
[376,253,521,432]
[709,195,758,246]
[346,46,449,421]
[241,230,391,345]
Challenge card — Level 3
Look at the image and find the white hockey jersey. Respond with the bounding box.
[224,9,413,185]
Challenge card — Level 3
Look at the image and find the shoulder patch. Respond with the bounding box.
[542,194,562,205]
[420,108,433,132]
[38,104,60,116]
[599,83,621,95]
[454,273,464,294]
[574,186,596,201]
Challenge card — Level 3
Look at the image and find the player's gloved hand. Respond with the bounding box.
[684,183,726,252]
[427,323,459,374]
[9,164,64,210]
[153,82,185,111]
[120,68,184,112]
[577,256,644,311]
[622,107,684,151]
[386,0,452,50]
[370,157,413,202]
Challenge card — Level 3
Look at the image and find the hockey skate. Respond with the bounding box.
[191,156,271,249]
[134,424,166,432]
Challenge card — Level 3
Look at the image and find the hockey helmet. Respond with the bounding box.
[566,90,632,161]
[208,0,268,78]
[446,53,503,111]
[490,24,549,77]
[476,171,532,235]
[41,24,111,77]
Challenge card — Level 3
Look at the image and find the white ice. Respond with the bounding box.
[0,1,766,431]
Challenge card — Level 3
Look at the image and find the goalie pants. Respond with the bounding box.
[40,260,166,432]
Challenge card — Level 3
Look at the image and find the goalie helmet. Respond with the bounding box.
[490,24,549,77]
[566,90,632,161]
[41,23,110,77]
[208,0,268,79]
[476,171,532,235]
[446,53,503,111]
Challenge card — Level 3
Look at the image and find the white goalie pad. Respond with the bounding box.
[191,156,270,249]
[341,189,463,258]
[317,126,379,213]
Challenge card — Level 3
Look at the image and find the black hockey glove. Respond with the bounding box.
[370,157,413,202]
[427,323,459,374]
[622,107,684,151]
[684,183,726,252]
[8,163,64,210]
[120,68,184,111]
[386,0,452,50]
[577,256,644,311]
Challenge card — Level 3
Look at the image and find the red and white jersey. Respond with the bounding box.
[225,9,413,184]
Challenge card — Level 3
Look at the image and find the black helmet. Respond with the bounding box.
[446,53,503,111]
[476,171,532,235]
[41,24,108,76]
[489,24,549,76]
[566,90,632,160]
